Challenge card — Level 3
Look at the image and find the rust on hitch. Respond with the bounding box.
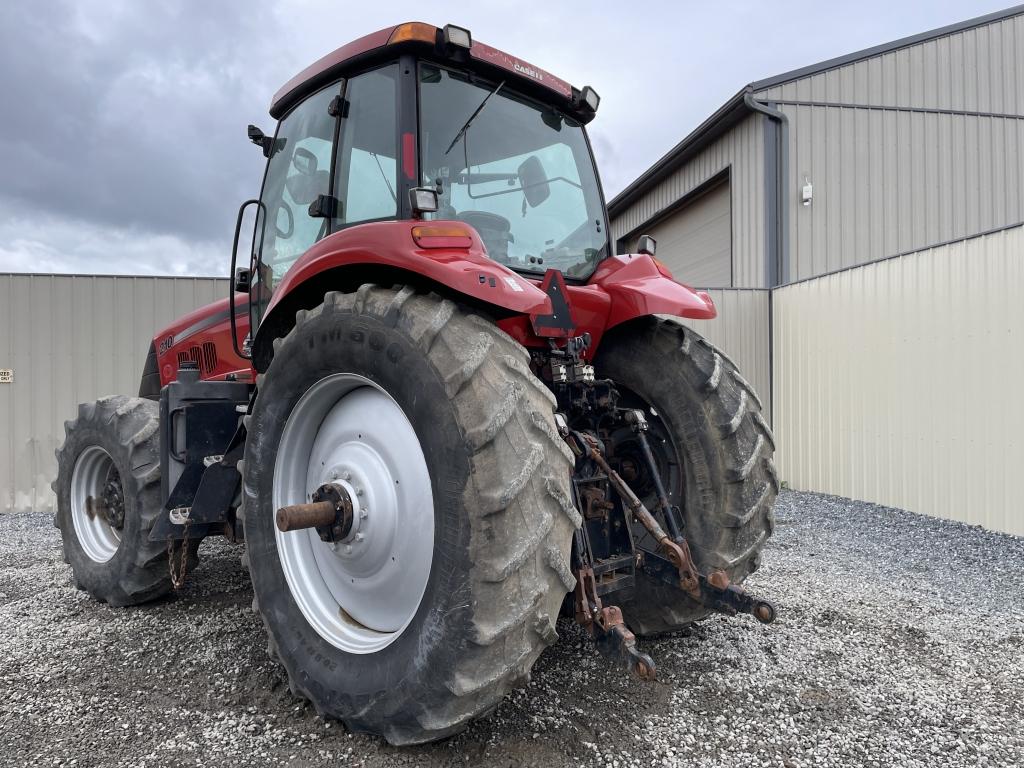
[575,566,657,681]
[577,432,702,599]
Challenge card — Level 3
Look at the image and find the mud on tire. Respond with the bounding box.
[240,285,578,745]
[594,318,778,636]
[54,396,185,606]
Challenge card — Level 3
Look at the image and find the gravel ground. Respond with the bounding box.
[1,490,1022,768]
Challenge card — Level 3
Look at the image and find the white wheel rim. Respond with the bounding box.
[274,373,435,654]
[70,446,122,563]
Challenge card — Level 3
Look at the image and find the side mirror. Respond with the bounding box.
[234,266,250,293]
[518,155,550,208]
[292,147,318,176]
[248,124,283,158]
[637,234,657,256]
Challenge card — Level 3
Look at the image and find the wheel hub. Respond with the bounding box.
[70,446,123,563]
[98,474,126,529]
[273,374,434,654]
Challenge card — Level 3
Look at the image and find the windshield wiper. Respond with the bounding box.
[371,152,397,204]
[444,80,505,155]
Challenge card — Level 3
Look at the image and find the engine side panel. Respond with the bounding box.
[152,294,254,387]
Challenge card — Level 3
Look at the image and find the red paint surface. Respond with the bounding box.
[154,234,715,380]
[153,294,253,387]
[402,132,416,179]
[263,220,550,321]
[271,27,396,114]
[589,253,717,329]
[270,23,579,117]
[469,41,573,98]
[497,255,715,359]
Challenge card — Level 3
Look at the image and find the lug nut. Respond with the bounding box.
[344,545,353,554]
[355,533,365,542]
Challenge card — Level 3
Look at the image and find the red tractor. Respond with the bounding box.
[54,23,777,745]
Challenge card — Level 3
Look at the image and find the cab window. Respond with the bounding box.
[334,65,399,227]
[256,84,339,285]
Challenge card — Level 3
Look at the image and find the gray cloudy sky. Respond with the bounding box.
[0,0,1008,277]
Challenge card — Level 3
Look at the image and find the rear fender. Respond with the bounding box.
[252,220,550,370]
[588,253,716,330]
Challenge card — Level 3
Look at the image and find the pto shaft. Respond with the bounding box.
[276,500,337,532]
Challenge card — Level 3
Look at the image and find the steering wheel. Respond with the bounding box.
[456,210,512,234]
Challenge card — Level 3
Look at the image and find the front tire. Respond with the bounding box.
[53,396,177,606]
[240,286,578,744]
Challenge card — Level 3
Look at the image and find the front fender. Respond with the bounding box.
[588,254,716,330]
[253,220,551,368]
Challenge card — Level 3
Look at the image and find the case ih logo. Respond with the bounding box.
[513,61,543,82]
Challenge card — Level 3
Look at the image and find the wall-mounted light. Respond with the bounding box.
[801,175,813,206]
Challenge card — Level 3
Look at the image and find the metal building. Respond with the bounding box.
[609,6,1024,535]
[0,274,226,514]
[610,5,1024,287]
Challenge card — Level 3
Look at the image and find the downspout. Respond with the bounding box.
[743,90,789,287]
[742,90,788,430]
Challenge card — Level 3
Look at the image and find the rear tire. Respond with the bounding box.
[53,396,180,606]
[594,319,777,636]
[240,285,578,744]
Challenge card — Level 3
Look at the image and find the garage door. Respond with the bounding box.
[635,179,732,287]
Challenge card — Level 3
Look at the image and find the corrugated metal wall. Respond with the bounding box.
[609,113,766,288]
[0,274,227,513]
[772,226,1024,535]
[666,288,771,422]
[773,104,1024,282]
[756,14,1024,112]
[755,13,1024,282]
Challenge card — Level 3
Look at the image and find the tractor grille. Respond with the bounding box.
[177,342,218,375]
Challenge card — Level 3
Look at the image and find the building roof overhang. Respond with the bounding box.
[608,4,1024,218]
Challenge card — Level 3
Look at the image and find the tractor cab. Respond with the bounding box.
[244,23,609,326]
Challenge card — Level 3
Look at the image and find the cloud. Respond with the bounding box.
[0,0,1004,274]
[0,212,226,277]
[0,1,274,245]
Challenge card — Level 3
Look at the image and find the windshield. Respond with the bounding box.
[418,64,609,279]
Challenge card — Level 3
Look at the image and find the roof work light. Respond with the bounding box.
[580,86,600,112]
[443,24,472,49]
